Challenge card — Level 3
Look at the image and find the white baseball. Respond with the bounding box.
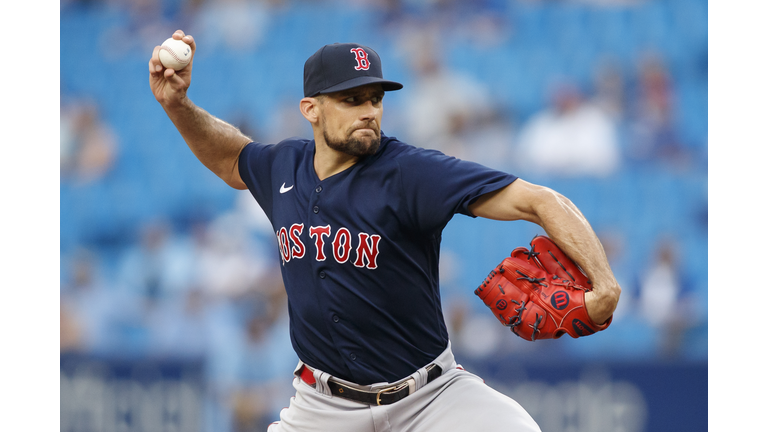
[159,37,192,71]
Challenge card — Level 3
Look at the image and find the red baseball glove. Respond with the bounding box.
[474,235,612,341]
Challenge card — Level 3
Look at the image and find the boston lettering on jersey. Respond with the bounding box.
[276,223,381,269]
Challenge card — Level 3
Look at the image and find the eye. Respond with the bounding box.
[345,97,356,103]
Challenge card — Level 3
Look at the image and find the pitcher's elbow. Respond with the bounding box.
[588,282,621,325]
[600,283,622,321]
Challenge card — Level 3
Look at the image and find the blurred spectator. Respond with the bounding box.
[448,108,516,171]
[232,190,276,241]
[196,297,248,432]
[591,57,627,122]
[60,248,133,355]
[445,298,510,361]
[375,0,511,47]
[397,27,499,159]
[264,97,314,145]
[115,219,195,303]
[60,249,105,354]
[514,78,621,177]
[145,288,211,359]
[60,302,84,353]
[190,0,272,52]
[191,211,273,300]
[453,8,512,49]
[228,276,297,432]
[366,0,409,30]
[626,52,693,170]
[99,0,175,58]
[60,98,118,184]
[637,236,701,357]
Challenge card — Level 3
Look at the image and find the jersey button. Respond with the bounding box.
[319,271,326,279]
[332,315,339,323]
[315,186,323,193]
[313,206,319,214]
[349,353,357,361]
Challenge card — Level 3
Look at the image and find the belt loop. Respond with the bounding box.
[292,360,305,377]
[407,377,417,395]
[413,367,429,390]
[440,341,457,370]
[313,369,333,397]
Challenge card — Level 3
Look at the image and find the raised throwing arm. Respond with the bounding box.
[149,30,250,190]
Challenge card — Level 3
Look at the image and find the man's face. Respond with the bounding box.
[316,84,385,158]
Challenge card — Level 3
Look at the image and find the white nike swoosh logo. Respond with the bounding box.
[280,183,294,194]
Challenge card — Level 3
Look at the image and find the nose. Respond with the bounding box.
[359,99,380,121]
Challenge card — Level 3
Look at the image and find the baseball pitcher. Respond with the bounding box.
[149,30,621,432]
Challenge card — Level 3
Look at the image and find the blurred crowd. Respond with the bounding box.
[60,0,707,431]
[61,195,299,431]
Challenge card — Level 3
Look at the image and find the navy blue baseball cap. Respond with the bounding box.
[303,43,403,97]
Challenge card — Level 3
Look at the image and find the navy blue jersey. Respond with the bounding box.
[238,133,517,385]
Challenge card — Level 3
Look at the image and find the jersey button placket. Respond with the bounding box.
[312,184,322,213]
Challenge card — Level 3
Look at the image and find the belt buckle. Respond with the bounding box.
[375,378,414,406]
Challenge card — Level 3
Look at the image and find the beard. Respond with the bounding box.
[322,124,381,158]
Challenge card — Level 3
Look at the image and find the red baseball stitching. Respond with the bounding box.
[159,45,190,65]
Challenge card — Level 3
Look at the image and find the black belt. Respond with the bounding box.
[298,363,443,406]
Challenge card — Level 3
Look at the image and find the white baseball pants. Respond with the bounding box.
[267,342,541,432]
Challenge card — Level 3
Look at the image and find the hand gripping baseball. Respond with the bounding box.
[149,30,196,107]
[474,236,612,341]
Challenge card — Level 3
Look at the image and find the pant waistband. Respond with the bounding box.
[298,363,442,406]
[295,341,456,406]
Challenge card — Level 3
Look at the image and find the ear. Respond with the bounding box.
[300,97,321,124]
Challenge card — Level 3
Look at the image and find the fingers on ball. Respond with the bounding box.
[149,59,162,74]
[171,30,195,49]
[150,46,163,72]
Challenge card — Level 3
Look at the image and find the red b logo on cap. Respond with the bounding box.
[350,48,370,71]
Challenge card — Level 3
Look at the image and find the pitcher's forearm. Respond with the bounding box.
[163,96,250,189]
[534,191,620,323]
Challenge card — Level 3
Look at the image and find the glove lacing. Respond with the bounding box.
[515,270,546,286]
[527,313,544,341]
[501,299,527,328]
[551,278,591,292]
[522,243,540,261]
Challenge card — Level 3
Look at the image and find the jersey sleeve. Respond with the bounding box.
[397,147,517,233]
[238,142,277,220]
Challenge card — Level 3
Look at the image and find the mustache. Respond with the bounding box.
[350,122,380,134]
